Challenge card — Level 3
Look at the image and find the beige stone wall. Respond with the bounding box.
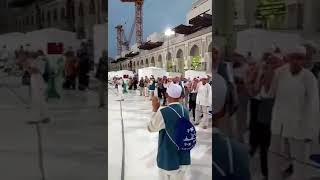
[12,0,106,39]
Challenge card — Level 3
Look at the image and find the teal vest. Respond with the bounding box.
[213,131,251,180]
[158,104,191,170]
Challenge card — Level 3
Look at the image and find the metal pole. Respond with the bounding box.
[36,123,46,180]
[119,99,125,180]
[27,120,49,180]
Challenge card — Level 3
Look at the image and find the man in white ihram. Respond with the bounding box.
[270,46,319,180]
[195,75,212,129]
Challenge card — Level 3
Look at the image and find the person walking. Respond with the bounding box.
[55,55,65,97]
[139,77,145,96]
[133,76,138,90]
[77,43,90,91]
[0,45,9,68]
[63,50,78,90]
[25,52,50,123]
[144,76,150,99]
[189,78,198,122]
[157,78,163,99]
[183,79,190,109]
[148,84,192,180]
[117,77,124,101]
[248,53,282,180]
[270,46,319,180]
[123,75,129,94]
[149,76,156,100]
[162,76,169,106]
[95,50,108,108]
[195,76,212,129]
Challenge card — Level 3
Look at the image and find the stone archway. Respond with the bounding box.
[133,61,136,71]
[66,0,75,31]
[145,58,149,67]
[151,57,155,67]
[140,59,144,68]
[176,49,184,73]
[190,44,200,56]
[129,61,133,71]
[77,1,85,39]
[157,54,163,68]
[206,41,213,72]
[137,61,140,68]
[208,41,212,52]
[166,52,173,71]
[190,44,200,70]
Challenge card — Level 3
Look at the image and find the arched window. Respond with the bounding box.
[101,0,106,12]
[42,11,45,23]
[60,7,65,19]
[78,2,84,17]
[31,15,34,25]
[53,8,58,21]
[89,0,96,15]
[25,16,29,25]
[47,11,51,26]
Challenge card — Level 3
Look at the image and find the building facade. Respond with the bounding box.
[119,28,212,74]
[233,0,319,32]
[113,0,213,74]
[6,0,107,40]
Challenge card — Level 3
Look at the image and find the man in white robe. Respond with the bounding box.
[117,77,124,101]
[270,46,319,180]
[195,75,212,129]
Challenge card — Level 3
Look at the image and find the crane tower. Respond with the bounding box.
[120,0,144,46]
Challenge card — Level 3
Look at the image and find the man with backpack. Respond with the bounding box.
[148,84,196,180]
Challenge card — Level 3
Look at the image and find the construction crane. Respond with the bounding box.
[115,20,135,56]
[120,0,144,46]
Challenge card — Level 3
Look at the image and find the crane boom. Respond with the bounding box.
[120,0,144,45]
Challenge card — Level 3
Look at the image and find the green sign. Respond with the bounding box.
[256,0,286,20]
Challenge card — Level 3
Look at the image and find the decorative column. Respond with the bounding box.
[205,52,212,73]
[234,0,246,25]
[303,0,318,33]
[187,56,193,70]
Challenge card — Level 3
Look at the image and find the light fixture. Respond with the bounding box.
[165,28,175,36]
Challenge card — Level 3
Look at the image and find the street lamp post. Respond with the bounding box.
[164,28,175,72]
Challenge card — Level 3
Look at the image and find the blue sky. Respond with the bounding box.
[108,0,193,58]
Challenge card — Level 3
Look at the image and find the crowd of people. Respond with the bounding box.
[111,74,213,129]
[213,44,320,180]
[0,42,109,122]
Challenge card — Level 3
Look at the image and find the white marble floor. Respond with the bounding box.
[0,73,107,180]
[107,87,212,180]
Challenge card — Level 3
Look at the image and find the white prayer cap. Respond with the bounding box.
[247,56,258,64]
[271,52,284,60]
[305,40,319,49]
[286,45,306,55]
[200,75,208,79]
[265,48,274,54]
[166,84,182,98]
[233,49,242,55]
